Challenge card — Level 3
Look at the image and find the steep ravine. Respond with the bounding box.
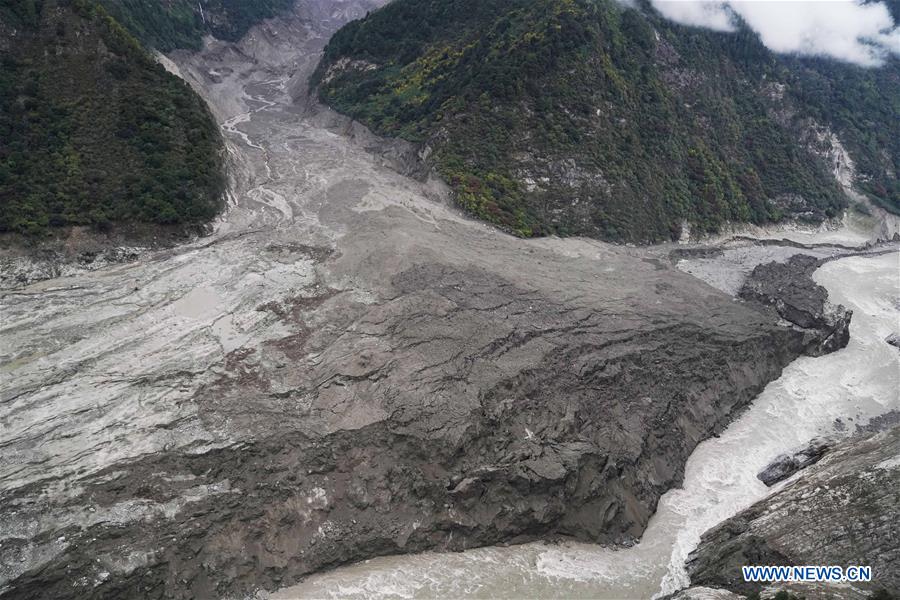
[0,3,895,600]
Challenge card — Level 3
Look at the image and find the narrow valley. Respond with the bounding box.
[1,2,898,600]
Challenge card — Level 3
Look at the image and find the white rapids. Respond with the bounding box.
[273,251,900,600]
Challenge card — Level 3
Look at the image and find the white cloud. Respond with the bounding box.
[649,0,900,66]
[653,1,735,31]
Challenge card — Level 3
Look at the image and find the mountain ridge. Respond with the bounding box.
[94,0,294,51]
[0,0,301,239]
[0,0,230,236]
[313,0,899,242]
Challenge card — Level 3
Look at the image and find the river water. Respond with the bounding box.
[273,251,900,599]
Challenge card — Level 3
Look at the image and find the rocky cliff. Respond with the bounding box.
[686,426,900,598]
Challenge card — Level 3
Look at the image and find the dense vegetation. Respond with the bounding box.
[0,0,225,235]
[94,0,293,52]
[314,0,899,241]
[785,54,900,214]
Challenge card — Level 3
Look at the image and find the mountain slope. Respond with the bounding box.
[313,0,899,242]
[94,0,294,51]
[0,0,225,235]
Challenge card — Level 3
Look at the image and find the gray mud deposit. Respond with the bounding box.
[0,3,889,599]
[739,254,852,356]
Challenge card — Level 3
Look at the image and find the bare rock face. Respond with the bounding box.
[739,254,852,356]
[686,427,900,598]
[756,438,833,487]
[670,586,745,600]
[671,583,876,600]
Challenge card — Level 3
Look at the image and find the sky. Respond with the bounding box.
[649,0,900,66]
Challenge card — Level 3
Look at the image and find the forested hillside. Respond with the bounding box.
[0,0,225,235]
[95,0,293,51]
[314,0,899,241]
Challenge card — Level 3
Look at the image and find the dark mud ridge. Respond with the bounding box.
[685,426,900,599]
[1,255,853,600]
[739,254,852,356]
[757,437,833,487]
[887,333,900,349]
